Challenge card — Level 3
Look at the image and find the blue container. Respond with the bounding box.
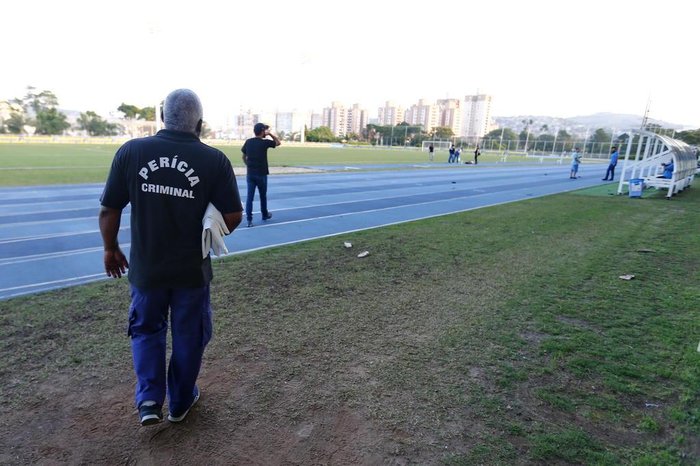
[629,178,644,198]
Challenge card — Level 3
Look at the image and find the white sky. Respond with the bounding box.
[3,0,699,128]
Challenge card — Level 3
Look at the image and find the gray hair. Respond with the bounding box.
[162,89,203,133]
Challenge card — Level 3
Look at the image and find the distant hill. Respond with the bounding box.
[493,113,686,137]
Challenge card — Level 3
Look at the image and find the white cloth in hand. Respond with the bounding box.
[202,203,230,258]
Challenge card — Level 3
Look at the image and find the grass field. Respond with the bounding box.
[1,184,697,463]
[0,142,547,186]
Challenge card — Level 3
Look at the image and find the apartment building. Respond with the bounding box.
[322,102,348,137]
[404,99,439,133]
[377,101,405,126]
[308,113,323,130]
[275,111,306,137]
[437,99,462,137]
[322,102,367,138]
[347,103,367,137]
[461,94,493,140]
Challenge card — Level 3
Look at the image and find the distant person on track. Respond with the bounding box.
[602,146,619,181]
[448,144,455,163]
[241,123,281,227]
[474,145,481,165]
[570,147,582,179]
[428,143,434,161]
[99,89,243,426]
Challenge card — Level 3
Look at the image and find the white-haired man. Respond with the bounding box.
[99,89,242,426]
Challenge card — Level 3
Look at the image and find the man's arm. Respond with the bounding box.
[223,211,243,233]
[98,206,129,278]
[268,131,282,147]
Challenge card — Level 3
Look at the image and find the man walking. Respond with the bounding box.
[570,147,582,179]
[602,146,619,181]
[242,123,281,227]
[99,89,243,426]
[428,143,434,161]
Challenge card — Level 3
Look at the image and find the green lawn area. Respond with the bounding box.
[0,142,534,186]
[1,184,697,463]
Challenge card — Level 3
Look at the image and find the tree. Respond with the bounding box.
[306,126,336,142]
[592,128,611,143]
[676,129,700,145]
[35,107,70,135]
[5,112,27,134]
[520,118,534,150]
[77,111,120,136]
[536,133,556,151]
[140,106,156,121]
[200,121,213,139]
[118,103,156,120]
[431,126,454,140]
[482,128,518,150]
[14,86,59,114]
[117,103,141,119]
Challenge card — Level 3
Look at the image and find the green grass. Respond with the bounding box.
[0,142,559,186]
[0,180,698,463]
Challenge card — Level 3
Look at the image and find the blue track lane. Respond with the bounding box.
[0,163,607,299]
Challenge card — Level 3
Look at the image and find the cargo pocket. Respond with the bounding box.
[127,303,137,338]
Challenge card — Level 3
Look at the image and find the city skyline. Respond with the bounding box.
[3,0,699,129]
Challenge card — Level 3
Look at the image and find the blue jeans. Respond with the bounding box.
[128,285,212,413]
[246,174,269,221]
[604,164,616,180]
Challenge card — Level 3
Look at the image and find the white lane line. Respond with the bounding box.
[0,243,130,266]
[0,273,107,293]
[0,206,98,218]
[0,216,101,229]
[0,166,110,170]
[0,180,548,266]
[229,184,576,256]
[0,177,571,263]
[0,227,130,245]
[0,198,100,208]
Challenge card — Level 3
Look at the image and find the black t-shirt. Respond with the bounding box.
[241,137,277,175]
[100,129,242,289]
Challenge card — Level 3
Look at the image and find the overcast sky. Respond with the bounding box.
[3,0,698,128]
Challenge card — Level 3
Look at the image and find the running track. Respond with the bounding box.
[0,163,607,299]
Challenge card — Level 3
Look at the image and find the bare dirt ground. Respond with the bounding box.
[1,357,395,465]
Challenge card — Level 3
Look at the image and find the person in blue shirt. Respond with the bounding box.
[602,146,619,181]
[661,160,674,179]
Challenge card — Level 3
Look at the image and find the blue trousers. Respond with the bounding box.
[604,163,616,180]
[246,174,269,221]
[128,285,212,413]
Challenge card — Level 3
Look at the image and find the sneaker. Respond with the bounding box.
[247,220,253,228]
[139,401,163,426]
[168,388,200,423]
[262,213,272,221]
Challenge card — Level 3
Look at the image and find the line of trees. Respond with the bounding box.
[0,87,159,137]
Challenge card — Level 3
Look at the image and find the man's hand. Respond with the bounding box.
[104,248,129,278]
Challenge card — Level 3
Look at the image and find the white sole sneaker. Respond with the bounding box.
[168,390,200,423]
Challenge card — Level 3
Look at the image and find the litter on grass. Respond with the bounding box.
[357,251,369,258]
[619,274,635,280]
[343,242,352,248]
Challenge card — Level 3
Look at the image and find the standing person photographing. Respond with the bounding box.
[241,123,281,227]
